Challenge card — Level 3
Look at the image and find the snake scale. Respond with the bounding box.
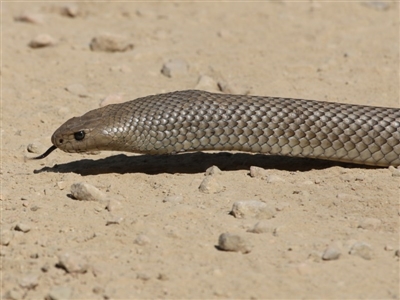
[35,90,400,167]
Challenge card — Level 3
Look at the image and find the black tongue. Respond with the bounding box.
[31,145,57,159]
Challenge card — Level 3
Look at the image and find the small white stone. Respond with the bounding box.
[106,215,124,225]
[231,200,275,219]
[161,58,188,77]
[198,176,224,194]
[57,181,67,190]
[384,245,393,251]
[15,223,31,233]
[57,251,88,273]
[106,199,123,212]
[27,142,42,154]
[349,242,373,260]
[195,75,220,93]
[322,242,342,260]
[134,234,151,245]
[205,165,222,176]
[70,182,107,202]
[249,166,267,178]
[29,34,56,48]
[389,166,400,177]
[218,233,252,254]
[358,218,381,230]
[90,33,134,52]
[14,13,44,24]
[247,221,273,234]
[60,4,79,17]
[265,175,284,183]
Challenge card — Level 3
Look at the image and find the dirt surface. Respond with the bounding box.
[2,2,399,299]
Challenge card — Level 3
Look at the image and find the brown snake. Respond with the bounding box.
[34,90,400,166]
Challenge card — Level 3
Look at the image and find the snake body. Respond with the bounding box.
[37,90,400,166]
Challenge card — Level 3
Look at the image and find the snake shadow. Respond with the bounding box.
[33,152,373,176]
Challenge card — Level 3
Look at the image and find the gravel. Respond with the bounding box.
[322,242,342,261]
[230,200,275,219]
[160,58,188,77]
[357,218,382,230]
[29,34,56,48]
[57,251,89,273]
[90,33,134,52]
[217,233,252,254]
[70,182,107,202]
[198,176,224,194]
[349,242,373,260]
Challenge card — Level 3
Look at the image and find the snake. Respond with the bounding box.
[34,89,400,167]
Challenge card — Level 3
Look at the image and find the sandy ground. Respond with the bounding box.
[1,1,399,299]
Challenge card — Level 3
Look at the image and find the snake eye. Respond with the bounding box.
[74,131,85,141]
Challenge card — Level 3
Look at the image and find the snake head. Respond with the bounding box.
[52,107,118,153]
[33,105,120,159]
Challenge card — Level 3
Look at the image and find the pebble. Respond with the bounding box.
[265,175,285,183]
[195,75,221,93]
[162,195,183,204]
[60,4,79,17]
[106,215,124,225]
[137,272,151,281]
[247,221,273,234]
[1,229,14,246]
[205,165,222,176]
[218,233,252,254]
[57,181,67,190]
[65,83,88,97]
[134,234,151,246]
[46,286,73,300]
[14,12,44,24]
[395,250,400,257]
[100,93,125,107]
[349,242,373,260]
[198,176,224,194]
[26,142,42,154]
[322,242,342,261]
[357,217,381,230]
[106,199,123,212]
[384,245,393,251]
[19,272,40,289]
[15,223,31,233]
[57,251,88,273]
[249,166,267,179]
[230,200,275,219]
[389,166,400,177]
[29,34,56,48]
[90,33,134,52]
[160,58,188,77]
[70,182,107,202]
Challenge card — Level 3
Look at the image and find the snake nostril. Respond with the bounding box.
[59,139,64,144]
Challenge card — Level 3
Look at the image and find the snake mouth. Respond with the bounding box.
[31,145,58,159]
